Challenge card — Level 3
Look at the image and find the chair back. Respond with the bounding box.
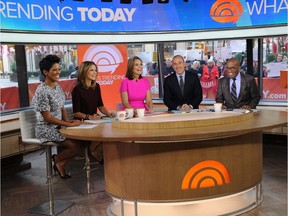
[19,109,40,144]
[65,106,74,120]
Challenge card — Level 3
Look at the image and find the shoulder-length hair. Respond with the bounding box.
[77,61,98,89]
[126,56,143,80]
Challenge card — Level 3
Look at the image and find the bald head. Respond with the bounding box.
[225,58,241,78]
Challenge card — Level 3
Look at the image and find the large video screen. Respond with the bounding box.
[1,0,287,33]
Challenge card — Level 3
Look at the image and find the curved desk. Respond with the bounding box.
[61,110,287,216]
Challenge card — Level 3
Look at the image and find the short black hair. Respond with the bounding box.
[39,55,60,76]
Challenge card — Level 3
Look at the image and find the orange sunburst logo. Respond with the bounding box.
[181,160,231,190]
[210,0,243,24]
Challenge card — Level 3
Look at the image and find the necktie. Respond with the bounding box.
[231,78,237,102]
[179,75,184,94]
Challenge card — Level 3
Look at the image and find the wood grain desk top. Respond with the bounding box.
[60,110,287,142]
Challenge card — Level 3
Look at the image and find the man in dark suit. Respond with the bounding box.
[163,55,203,111]
[216,58,261,110]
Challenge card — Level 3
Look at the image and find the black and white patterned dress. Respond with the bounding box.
[33,83,66,143]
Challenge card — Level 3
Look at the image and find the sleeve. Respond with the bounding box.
[215,78,225,103]
[71,85,81,113]
[189,74,203,109]
[120,78,128,93]
[248,77,261,109]
[145,78,151,90]
[97,85,104,107]
[201,66,210,80]
[210,66,219,79]
[163,77,179,110]
[33,87,51,112]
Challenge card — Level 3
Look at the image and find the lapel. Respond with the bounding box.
[225,78,233,101]
[238,73,246,100]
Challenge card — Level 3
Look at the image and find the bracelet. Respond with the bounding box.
[85,114,90,120]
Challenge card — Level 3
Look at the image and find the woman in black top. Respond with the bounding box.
[72,61,115,163]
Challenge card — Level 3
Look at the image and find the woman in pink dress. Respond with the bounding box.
[120,56,153,113]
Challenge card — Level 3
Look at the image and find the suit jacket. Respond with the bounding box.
[215,73,261,109]
[163,71,203,110]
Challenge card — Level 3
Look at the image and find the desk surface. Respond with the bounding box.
[60,109,287,142]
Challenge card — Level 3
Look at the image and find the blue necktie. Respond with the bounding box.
[231,78,237,102]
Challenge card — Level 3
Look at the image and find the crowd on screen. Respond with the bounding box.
[144,52,287,80]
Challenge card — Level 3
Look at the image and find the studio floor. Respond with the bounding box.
[1,135,287,216]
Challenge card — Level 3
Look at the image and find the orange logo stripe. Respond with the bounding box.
[210,0,243,24]
[182,160,230,190]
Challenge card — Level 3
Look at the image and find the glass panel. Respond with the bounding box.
[1,38,287,116]
[164,40,247,100]
[0,45,20,112]
[25,45,78,107]
[262,36,288,102]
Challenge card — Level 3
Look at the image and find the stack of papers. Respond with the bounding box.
[66,124,98,129]
[85,118,113,124]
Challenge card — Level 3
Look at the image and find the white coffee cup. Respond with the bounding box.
[125,108,134,119]
[136,108,145,118]
[117,111,129,121]
[214,103,222,113]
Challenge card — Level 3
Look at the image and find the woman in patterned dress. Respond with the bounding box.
[33,55,82,179]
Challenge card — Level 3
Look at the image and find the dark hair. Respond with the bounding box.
[39,55,60,78]
[126,56,143,80]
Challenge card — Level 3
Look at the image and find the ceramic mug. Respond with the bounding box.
[117,111,129,121]
[136,108,145,118]
[214,103,222,113]
[125,108,134,119]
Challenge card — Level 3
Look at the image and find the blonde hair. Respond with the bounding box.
[207,59,215,65]
[77,61,98,89]
[191,61,200,70]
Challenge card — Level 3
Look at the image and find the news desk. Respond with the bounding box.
[61,109,287,216]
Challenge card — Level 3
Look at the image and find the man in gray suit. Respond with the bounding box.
[216,58,261,110]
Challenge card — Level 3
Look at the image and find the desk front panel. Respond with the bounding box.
[104,132,262,201]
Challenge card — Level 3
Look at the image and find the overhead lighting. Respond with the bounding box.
[143,0,153,3]
[120,0,132,3]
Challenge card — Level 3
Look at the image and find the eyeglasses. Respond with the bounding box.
[225,66,238,70]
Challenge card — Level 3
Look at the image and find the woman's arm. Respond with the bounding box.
[120,92,133,109]
[99,106,115,117]
[41,110,80,127]
[145,90,153,113]
[61,107,69,122]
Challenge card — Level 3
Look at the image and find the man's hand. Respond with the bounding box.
[240,105,251,110]
[179,104,192,111]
